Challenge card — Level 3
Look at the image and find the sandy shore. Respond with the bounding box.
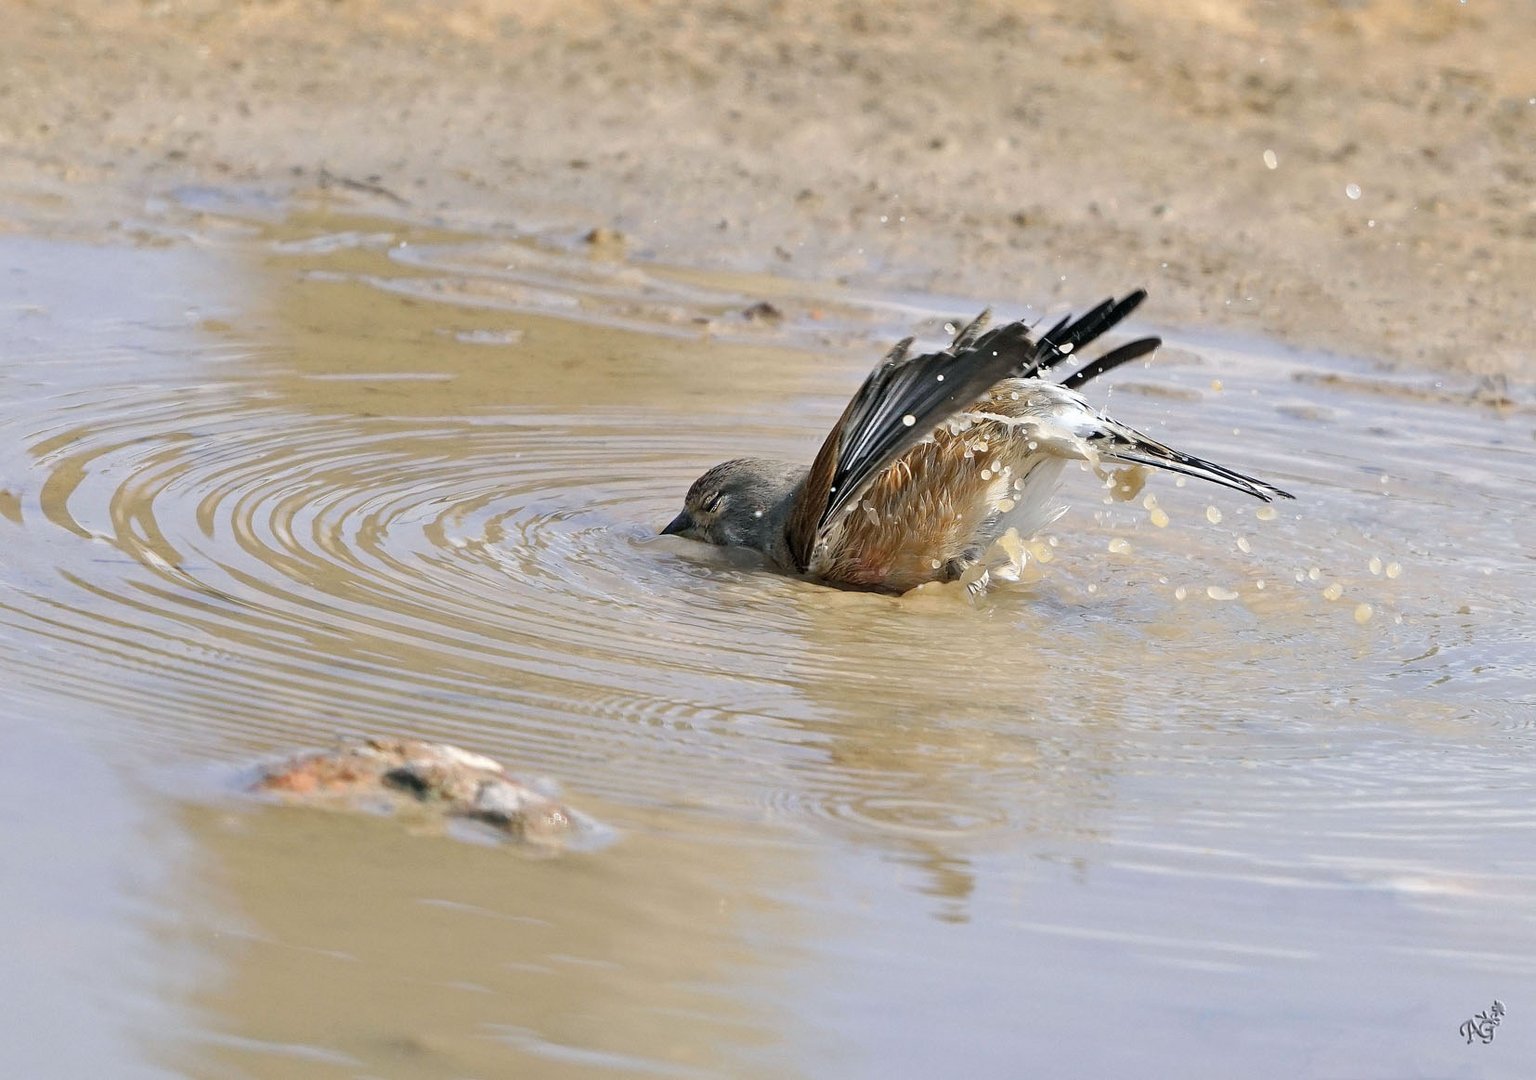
[2,0,1532,378]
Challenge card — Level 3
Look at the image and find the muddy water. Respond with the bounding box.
[2,196,1534,1077]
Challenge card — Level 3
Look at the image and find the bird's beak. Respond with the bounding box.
[660,510,694,537]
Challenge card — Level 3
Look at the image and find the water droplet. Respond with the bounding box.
[1368,556,1382,575]
[1150,508,1170,528]
[1323,582,1343,601]
[1206,586,1239,601]
[1108,538,1132,554]
[1206,506,1223,524]
[1255,505,1277,521]
[1385,561,1402,579]
[1174,586,1188,601]
[901,414,916,427]
[1236,536,1251,553]
[1263,149,1279,170]
[1353,603,1374,624]
[1345,183,1362,200]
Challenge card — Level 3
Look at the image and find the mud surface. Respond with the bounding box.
[2,0,1533,378]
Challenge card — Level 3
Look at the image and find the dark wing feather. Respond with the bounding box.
[1058,336,1162,390]
[823,321,1038,529]
[784,290,1158,569]
[948,307,993,351]
[1026,289,1149,379]
[1036,313,1074,353]
[786,322,1039,567]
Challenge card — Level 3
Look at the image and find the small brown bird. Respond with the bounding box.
[662,290,1292,592]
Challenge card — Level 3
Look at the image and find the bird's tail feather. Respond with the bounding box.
[1093,424,1294,503]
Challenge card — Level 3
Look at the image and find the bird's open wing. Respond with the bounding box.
[785,293,1158,569]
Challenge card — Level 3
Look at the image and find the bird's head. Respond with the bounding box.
[661,458,802,553]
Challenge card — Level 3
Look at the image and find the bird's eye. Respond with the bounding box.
[699,491,724,515]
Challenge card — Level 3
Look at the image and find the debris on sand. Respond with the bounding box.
[315,167,408,206]
[252,738,602,851]
[582,226,627,256]
[741,300,784,324]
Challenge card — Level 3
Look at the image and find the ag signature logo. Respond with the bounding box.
[1459,1000,1504,1045]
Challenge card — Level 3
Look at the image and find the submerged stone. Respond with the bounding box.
[252,738,601,851]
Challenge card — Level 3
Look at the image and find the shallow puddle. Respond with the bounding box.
[2,193,1533,1076]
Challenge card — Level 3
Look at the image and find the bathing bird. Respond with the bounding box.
[661,290,1292,592]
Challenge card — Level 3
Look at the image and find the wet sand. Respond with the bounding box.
[2,0,1533,379]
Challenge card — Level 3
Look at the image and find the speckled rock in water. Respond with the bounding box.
[253,738,597,850]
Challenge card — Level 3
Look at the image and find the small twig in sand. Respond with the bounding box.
[316,167,408,206]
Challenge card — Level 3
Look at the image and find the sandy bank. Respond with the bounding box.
[2,0,1532,377]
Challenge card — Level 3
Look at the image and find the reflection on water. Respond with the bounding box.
[178,800,805,1078]
[0,705,196,1080]
[1,198,1534,1076]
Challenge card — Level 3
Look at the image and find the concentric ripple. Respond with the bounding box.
[14,390,807,794]
[2,218,1534,893]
